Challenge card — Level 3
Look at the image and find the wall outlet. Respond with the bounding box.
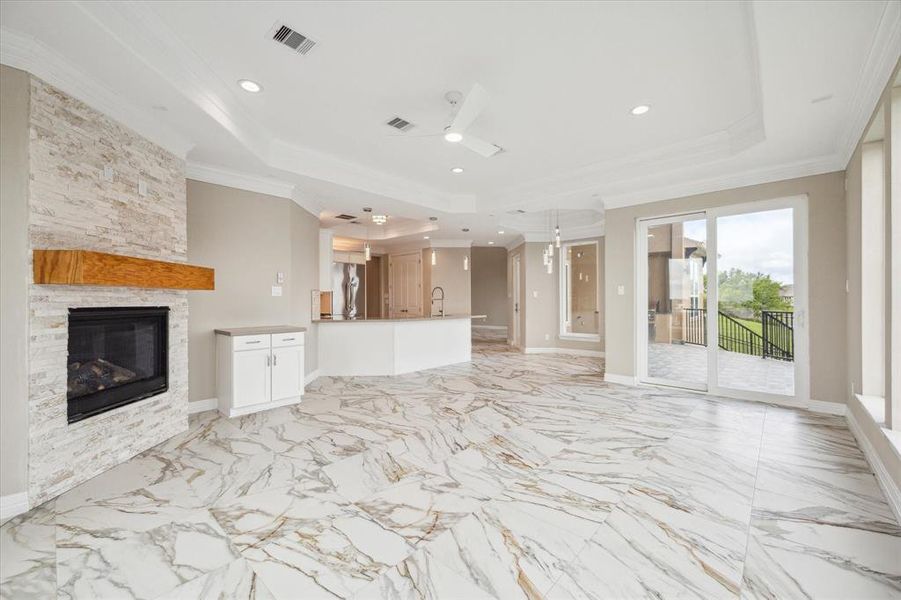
[271,285,282,297]
[277,272,285,284]
[532,290,539,298]
[544,333,550,341]
[137,179,148,197]
[617,285,625,296]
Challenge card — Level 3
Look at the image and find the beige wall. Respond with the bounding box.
[187,180,319,401]
[844,66,900,490]
[507,238,605,353]
[471,246,507,326]
[605,172,847,405]
[429,247,472,316]
[0,65,30,498]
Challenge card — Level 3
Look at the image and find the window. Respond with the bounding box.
[559,241,600,340]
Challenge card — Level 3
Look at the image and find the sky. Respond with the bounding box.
[681,208,793,285]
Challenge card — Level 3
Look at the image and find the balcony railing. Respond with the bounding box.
[682,308,793,361]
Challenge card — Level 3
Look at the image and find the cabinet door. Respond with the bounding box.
[271,345,304,401]
[232,348,271,407]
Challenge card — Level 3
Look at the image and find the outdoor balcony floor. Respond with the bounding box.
[648,341,795,396]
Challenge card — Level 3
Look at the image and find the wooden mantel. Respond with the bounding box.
[33,250,215,290]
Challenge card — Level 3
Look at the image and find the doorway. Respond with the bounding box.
[511,253,522,348]
[637,196,809,404]
[388,251,422,317]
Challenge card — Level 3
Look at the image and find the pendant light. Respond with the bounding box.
[463,255,469,271]
[364,222,371,261]
[431,249,437,266]
[555,210,561,248]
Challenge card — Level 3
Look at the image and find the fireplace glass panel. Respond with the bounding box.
[67,307,168,423]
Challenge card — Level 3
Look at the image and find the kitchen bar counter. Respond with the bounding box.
[314,314,486,323]
[214,325,307,336]
[317,314,479,376]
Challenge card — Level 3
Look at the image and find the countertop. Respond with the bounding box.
[314,314,487,324]
[214,325,308,336]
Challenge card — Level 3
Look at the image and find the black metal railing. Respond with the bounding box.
[718,311,763,356]
[680,308,793,362]
[762,311,794,361]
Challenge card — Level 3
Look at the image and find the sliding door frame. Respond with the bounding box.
[635,195,810,406]
[636,211,709,392]
[705,194,810,406]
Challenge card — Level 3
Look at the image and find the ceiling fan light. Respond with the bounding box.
[631,104,650,115]
[444,131,463,143]
[451,167,464,173]
[238,79,262,93]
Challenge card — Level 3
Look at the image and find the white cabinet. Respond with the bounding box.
[216,330,305,417]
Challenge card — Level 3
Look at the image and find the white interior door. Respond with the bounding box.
[389,252,422,317]
[271,345,303,401]
[232,348,270,407]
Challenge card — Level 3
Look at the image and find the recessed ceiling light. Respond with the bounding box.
[631,104,650,115]
[444,131,463,143]
[238,79,262,93]
[488,241,495,245]
[497,230,505,235]
[423,236,430,239]
[450,167,464,174]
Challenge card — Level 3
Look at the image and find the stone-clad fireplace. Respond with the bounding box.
[67,307,170,424]
[27,76,189,505]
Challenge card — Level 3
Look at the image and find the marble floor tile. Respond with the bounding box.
[3,340,899,599]
[741,513,901,599]
[155,558,277,600]
[0,501,56,599]
[57,520,240,600]
[244,505,414,599]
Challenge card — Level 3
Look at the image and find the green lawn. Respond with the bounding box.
[735,318,762,336]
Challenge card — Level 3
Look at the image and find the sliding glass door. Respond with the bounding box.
[638,197,808,404]
[638,213,709,391]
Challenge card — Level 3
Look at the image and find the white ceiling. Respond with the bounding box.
[1,1,898,245]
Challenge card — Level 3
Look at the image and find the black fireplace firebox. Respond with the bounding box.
[67,307,169,424]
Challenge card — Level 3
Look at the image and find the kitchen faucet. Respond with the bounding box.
[431,286,445,317]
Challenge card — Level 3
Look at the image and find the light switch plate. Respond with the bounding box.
[532,290,538,298]
[271,285,282,297]
[277,272,285,284]
[617,285,625,296]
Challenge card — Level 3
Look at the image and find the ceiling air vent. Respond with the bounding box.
[269,22,317,55]
[386,116,415,132]
[335,214,357,220]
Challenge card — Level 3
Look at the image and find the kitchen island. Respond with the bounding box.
[314,314,485,376]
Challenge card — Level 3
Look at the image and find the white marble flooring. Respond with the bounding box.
[648,342,795,396]
[1,339,899,599]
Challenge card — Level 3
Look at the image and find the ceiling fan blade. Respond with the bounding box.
[451,83,490,133]
[385,132,444,138]
[460,134,503,158]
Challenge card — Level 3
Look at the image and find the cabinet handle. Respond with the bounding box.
[273,354,278,366]
[245,340,261,344]
[282,337,295,341]
[266,354,271,366]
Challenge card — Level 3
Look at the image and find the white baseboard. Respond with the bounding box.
[472,325,508,331]
[0,492,29,523]
[846,407,901,526]
[188,397,217,414]
[523,347,604,358]
[305,369,320,386]
[807,399,847,416]
[604,372,638,386]
[225,395,303,418]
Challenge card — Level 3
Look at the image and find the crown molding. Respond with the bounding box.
[505,236,526,251]
[836,0,901,166]
[187,162,296,198]
[429,239,472,248]
[601,154,842,210]
[0,26,193,158]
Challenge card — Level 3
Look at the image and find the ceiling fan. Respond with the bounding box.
[391,83,503,158]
